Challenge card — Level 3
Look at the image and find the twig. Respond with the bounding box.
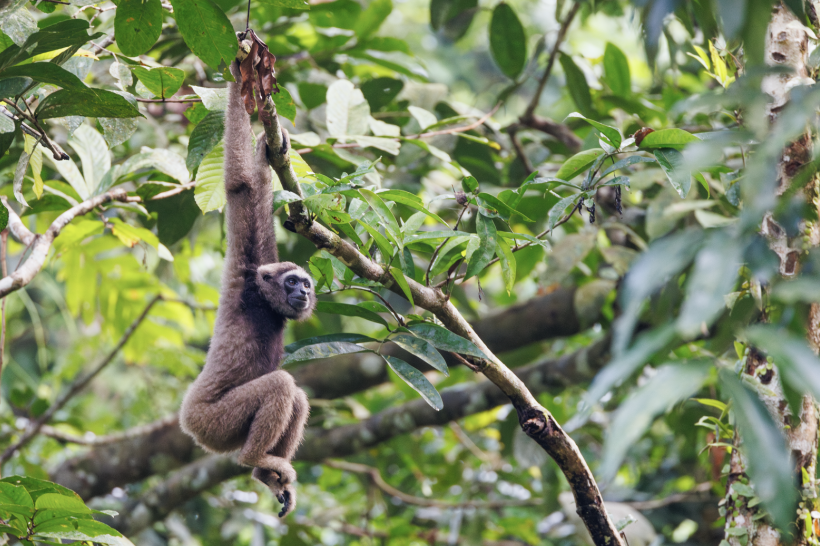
[38,416,179,446]
[136,97,203,104]
[89,35,116,55]
[323,459,539,508]
[0,190,130,299]
[523,2,581,119]
[0,104,69,160]
[426,204,468,285]
[150,181,197,200]
[508,128,534,175]
[0,295,162,464]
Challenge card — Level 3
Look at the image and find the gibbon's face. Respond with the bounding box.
[257,263,316,320]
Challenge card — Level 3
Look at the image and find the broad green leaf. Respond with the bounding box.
[600,361,711,481]
[272,86,297,124]
[285,333,378,354]
[639,128,700,150]
[132,67,185,99]
[0,20,103,70]
[68,124,109,192]
[377,189,447,225]
[359,221,394,260]
[169,0,236,69]
[555,148,605,181]
[464,213,496,280]
[495,237,516,294]
[598,155,656,178]
[35,88,142,119]
[746,326,820,404]
[194,141,225,213]
[677,233,742,338]
[256,0,309,8]
[191,85,228,110]
[0,483,33,507]
[547,193,581,231]
[283,341,368,365]
[0,201,7,231]
[52,219,104,255]
[391,333,448,375]
[383,355,443,410]
[326,80,370,137]
[598,175,629,188]
[360,188,401,242]
[404,230,471,243]
[272,190,301,211]
[692,398,728,412]
[407,322,488,359]
[559,53,592,117]
[115,0,163,56]
[408,106,438,129]
[478,192,534,222]
[603,42,630,97]
[355,0,391,39]
[389,266,414,307]
[721,370,796,529]
[566,112,622,148]
[298,83,327,110]
[489,3,526,79]
[360,77,403,111]
[34,493,90,513]
[143,187,199,246]
[315,301,389,326]
[462,175,478,193]
[566,323,677,431]
[654,148,690,198]
[0,62,85,89]
[614,229,704,355]
[186,109,224,175]
[772,278,820,303]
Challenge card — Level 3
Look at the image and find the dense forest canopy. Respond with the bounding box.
[1,0,820,544]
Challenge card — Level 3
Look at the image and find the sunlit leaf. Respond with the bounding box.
[383,355,443,410]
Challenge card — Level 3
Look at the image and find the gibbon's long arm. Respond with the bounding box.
[222,63,279,300]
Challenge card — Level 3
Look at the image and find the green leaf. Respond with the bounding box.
[495,237,516,294]
[639,128,700,150]
[272,86,297,124]
[355,0,392,39]
[285,333,378,354]
[0,201,7,231]
[186,109,224,176]
[462,175,478,194]
[547,193,581,231]
[383,355,443,410]
[377,189,448,225]
[565,113,622,148]
[389,266,414,307]
[464,213,496,280]
[600,361,711,481]
[654,148,690,198]
[360,188,401,244]
[390,333,448,376]
[677,232,742,338]
[489,3,526,79]
[326,80,370,137]
[315,301,389,326]
[598,155,656,178]
[115,0,163,56]
[34,493,90,513]
[603,42,630,97]
[132,67,185,99]
[0,63,85,89]
[358,221,394,260]
[297,83,327,110]
[169,0,237,70]
[283,341,368,365]
[143,187,199,246]
[721,370,797,530]
[407,322,488,359]
[746,326,820,404]
[404,230,471,243]
[0,482,33,507]
[692,398,727,412]
[555,148,605,181]
[559,53,593,117]
[194,141,225,213]
[272,190,301,211]
[35,88,142,119]
[477,192,533,222]
[256,0,309,8]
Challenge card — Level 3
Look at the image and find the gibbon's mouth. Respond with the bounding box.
[290,296,309,309]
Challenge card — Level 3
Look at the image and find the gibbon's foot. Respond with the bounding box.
[252,467,296,517]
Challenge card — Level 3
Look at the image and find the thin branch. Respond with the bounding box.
[523,2,581,120]
[323,459,538,508]
[149,182,196,200]
[508,128,534,175]
[136,97,202,104]
[89,35,116,55]
[0,104,69,160]
[0,190,130,299]
[0,295,162,464]
[39,416,180,446]
[426,203,468,286]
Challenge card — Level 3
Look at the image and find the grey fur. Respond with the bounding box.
[180,63,316,518]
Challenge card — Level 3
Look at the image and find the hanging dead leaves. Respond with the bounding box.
[236,29,279,115]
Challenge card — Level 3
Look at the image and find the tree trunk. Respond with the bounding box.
[724,6,820,545]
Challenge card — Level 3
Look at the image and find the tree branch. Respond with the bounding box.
[0,189,130,299]
[105,336,611,536]
[0,294,162,464]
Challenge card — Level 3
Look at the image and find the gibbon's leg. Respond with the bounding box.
[269,387,309,461]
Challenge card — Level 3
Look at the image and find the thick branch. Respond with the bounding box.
[52,288,602,499]
[0,189,129,299]
[106,337,611,536]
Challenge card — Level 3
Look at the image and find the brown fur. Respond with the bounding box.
[180,62,315,518]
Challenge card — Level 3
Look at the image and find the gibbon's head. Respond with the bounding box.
[256,262,316,320]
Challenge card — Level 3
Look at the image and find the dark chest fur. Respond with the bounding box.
[240,273,285,373]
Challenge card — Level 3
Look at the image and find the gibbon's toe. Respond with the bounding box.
[277,485,296,518]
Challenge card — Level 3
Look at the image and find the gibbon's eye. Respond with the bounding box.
[303,281,311,289]
[287,277,298,285]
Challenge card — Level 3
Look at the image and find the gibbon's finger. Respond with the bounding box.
[278,490,291,518]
